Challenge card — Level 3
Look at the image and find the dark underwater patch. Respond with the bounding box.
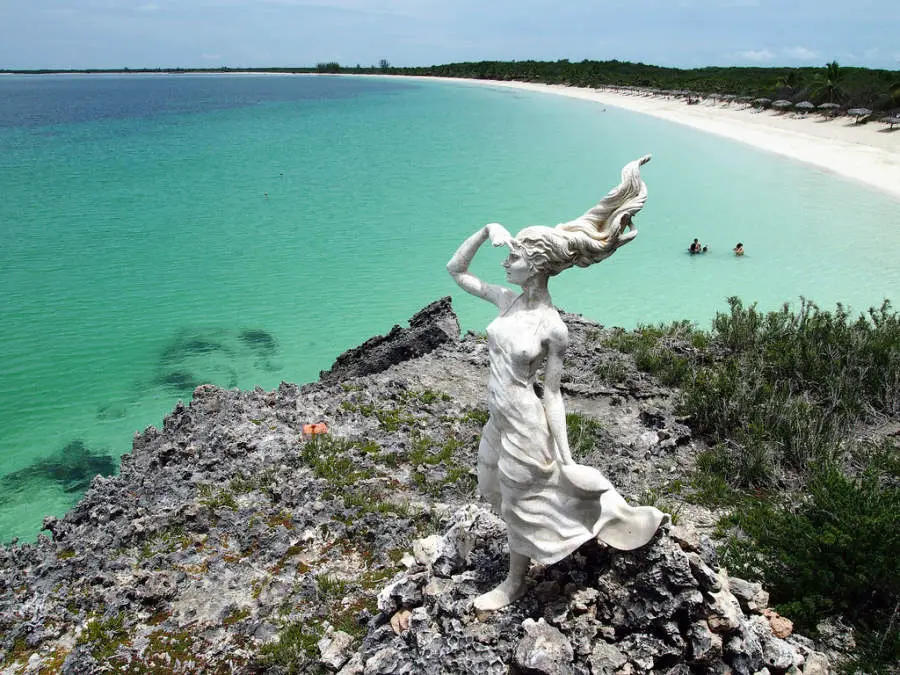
[2,440,117,497]
[239,329,278,356]
[160,334,229,364]
[96,403,127,420]
[156,370,200,392]
[149,326,278,395]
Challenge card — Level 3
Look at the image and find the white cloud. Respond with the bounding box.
[736,49,775,61]
[782,46,819,61]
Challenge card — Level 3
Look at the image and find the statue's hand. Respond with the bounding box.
[485,223,513,247]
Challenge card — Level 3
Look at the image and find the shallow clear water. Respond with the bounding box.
[1,74,898,542]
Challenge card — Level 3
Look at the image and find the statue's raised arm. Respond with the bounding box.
[446,222,518,310]
[448,155,666,613]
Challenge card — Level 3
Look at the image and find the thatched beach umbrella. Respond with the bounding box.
[772,99,793,109]
[795,101,815,110]
[817,102,841,117]
[882,115,900,130]
[847,107,873,122]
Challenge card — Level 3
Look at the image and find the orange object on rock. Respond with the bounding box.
[302,422,329,438]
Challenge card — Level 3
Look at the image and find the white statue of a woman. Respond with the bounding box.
[447,155,665,612]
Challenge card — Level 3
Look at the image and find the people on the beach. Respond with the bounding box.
[733,242,744,256]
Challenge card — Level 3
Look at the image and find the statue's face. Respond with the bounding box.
[502,248,534,285]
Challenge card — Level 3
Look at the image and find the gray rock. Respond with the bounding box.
[687,620,722,664]
[364,647,416,675]
[319,297,460,384]
[588,640,628,674]
[730,576,770,613]
[338,652,365,675]
[686,551,721,592]
[708,574,745,633]
[801,651,829,674]
[725,624,765,675]
[319,629,355,670]
[748,615,800,671]
[514,618,575,675]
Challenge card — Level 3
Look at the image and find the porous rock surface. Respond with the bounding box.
[0,299,831,674]
[353,505,825,675]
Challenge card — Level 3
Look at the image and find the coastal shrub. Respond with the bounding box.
[610,297,899,489]
[593,354,631,383]
[710,297,899,418]
[719,444,899,668]
[603,322,701,387]
[606,297,899,671]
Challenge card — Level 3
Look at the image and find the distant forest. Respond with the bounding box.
[5,59,899,111]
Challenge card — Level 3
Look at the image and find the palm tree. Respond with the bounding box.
[811,60,844,103]
[773,69,801,99]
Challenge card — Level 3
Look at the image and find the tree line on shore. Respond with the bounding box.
[6,59,898,112]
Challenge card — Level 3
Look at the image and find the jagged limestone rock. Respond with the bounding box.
[514,618,575,675]
[730,576,770,613]
[353,505,818,674]
[319,629,355,670]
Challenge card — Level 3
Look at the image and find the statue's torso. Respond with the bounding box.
[485,304,565,416]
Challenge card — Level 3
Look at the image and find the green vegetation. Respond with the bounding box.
[139,524,193,559]
[604,297,900,671]
[316,573,348,598]
[718,451,898,670]
[300,435,375,486]
[197,483,238,511]
[257,621,324,674]
[638,483,684,525]
[78,613,128,661]
[8,60,897,112]
[410,59,899,112]
[565,412,606,460]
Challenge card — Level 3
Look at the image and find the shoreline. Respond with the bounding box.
[391,76,900,202]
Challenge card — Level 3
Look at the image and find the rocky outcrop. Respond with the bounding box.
[0,298,835,674]
[318,296,460,384]
[349,505,827,675]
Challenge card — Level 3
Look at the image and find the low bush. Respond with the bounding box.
[719,443,899,669]
[605,297,899,672]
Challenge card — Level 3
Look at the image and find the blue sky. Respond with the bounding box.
[2,0,899,71]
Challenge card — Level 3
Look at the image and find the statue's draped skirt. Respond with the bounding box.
[480,312,663,565]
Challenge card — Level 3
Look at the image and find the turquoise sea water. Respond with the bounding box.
[1,74,898,543]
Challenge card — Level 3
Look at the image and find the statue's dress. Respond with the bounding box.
[478,309,664,565]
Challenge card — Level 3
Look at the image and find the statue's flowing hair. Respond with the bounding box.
[512,155,651,277]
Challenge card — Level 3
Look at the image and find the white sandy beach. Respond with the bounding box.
[405,77,900,202]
